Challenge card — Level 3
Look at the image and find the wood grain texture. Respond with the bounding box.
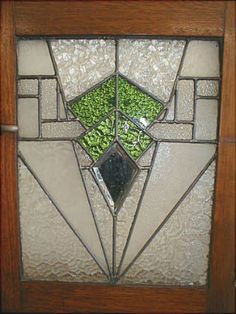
[0,0,16,124]
[208,1,236,313]
[1,134,21,312]
[21,282,207,313]
[14,0,225,36]
[0,2,21,312]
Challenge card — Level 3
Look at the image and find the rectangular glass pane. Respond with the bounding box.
[17,37,221,285]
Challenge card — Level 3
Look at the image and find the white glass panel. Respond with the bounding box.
[50,40,115,101]
[149,123,192,140]
[18,40,54,75]
[18,98,38,138]
[19,160,107,282]
[120,143,216,273]
[119,162,216,285]
[195,99,218,140]
[19,141,108,274]
[41,121,85,138]
[181,41,219,77]
[119,40,185,102]
[18,79,38,95]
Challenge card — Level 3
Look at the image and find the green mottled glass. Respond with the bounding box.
[118,113,152,160]
[69,77,115,128]
[79,114,115,160]
[119,77,164,128]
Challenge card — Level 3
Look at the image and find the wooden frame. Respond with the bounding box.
[1,1,235,313]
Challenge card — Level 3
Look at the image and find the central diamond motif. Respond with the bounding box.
[93,143,139,211]
[71,74,164,210]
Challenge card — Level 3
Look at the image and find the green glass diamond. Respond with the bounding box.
[79,114,115,160]
[118,113,152,160]
[69,77,115,128]
[119,76,164,128]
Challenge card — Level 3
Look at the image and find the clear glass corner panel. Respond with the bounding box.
[17,37,220,285]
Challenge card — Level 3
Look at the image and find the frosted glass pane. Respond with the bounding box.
[42,121,85,138]
[120,143,216,272]
[74,142,93,167]
[149,123,192,140]
[59,93,67,119]
[116,171,148,269]
[18,40,54,75]
[119,162,216,285]
[41,80,57,119]
[82,170,113,267]
[195,99,218,140]
[19,160,107,282]
[18,98,38,138]
[165,95,175,121]
[18,79,38,95]
[176,80,194,121]
[181,41,219,77]
[138,143,155,167]
[197,80,219,96]
[119,40,185,102]
[19,141,108,274]
[50,40,115,101]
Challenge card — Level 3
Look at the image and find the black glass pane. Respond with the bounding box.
[94,143,139,209]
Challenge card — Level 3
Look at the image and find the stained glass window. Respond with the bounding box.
[17,38,220,285]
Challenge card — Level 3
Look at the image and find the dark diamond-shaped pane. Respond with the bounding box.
[93,143,139,209]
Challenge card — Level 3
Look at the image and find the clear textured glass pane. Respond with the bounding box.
[82,169,113,269]
[50,39,115,101]
[18,98,38,138]
[197,80,219,97]
[119,143,216,273]
[19,160,107,282]
[17,37,220,285]
[19,141,109,274]
[119,162,216,285]
[149,123,192,140]
[41,79,57,119]
[18,79,38,95]
[41,121,85,138]
[176,80,194,121]
[18,40,54,75]
[119,39,186,102]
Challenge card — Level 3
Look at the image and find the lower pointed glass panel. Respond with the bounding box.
[17,37,220,285]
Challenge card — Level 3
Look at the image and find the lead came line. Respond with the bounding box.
[17,37,221,284]
[18,153,110,280]
[117,154,216,281]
